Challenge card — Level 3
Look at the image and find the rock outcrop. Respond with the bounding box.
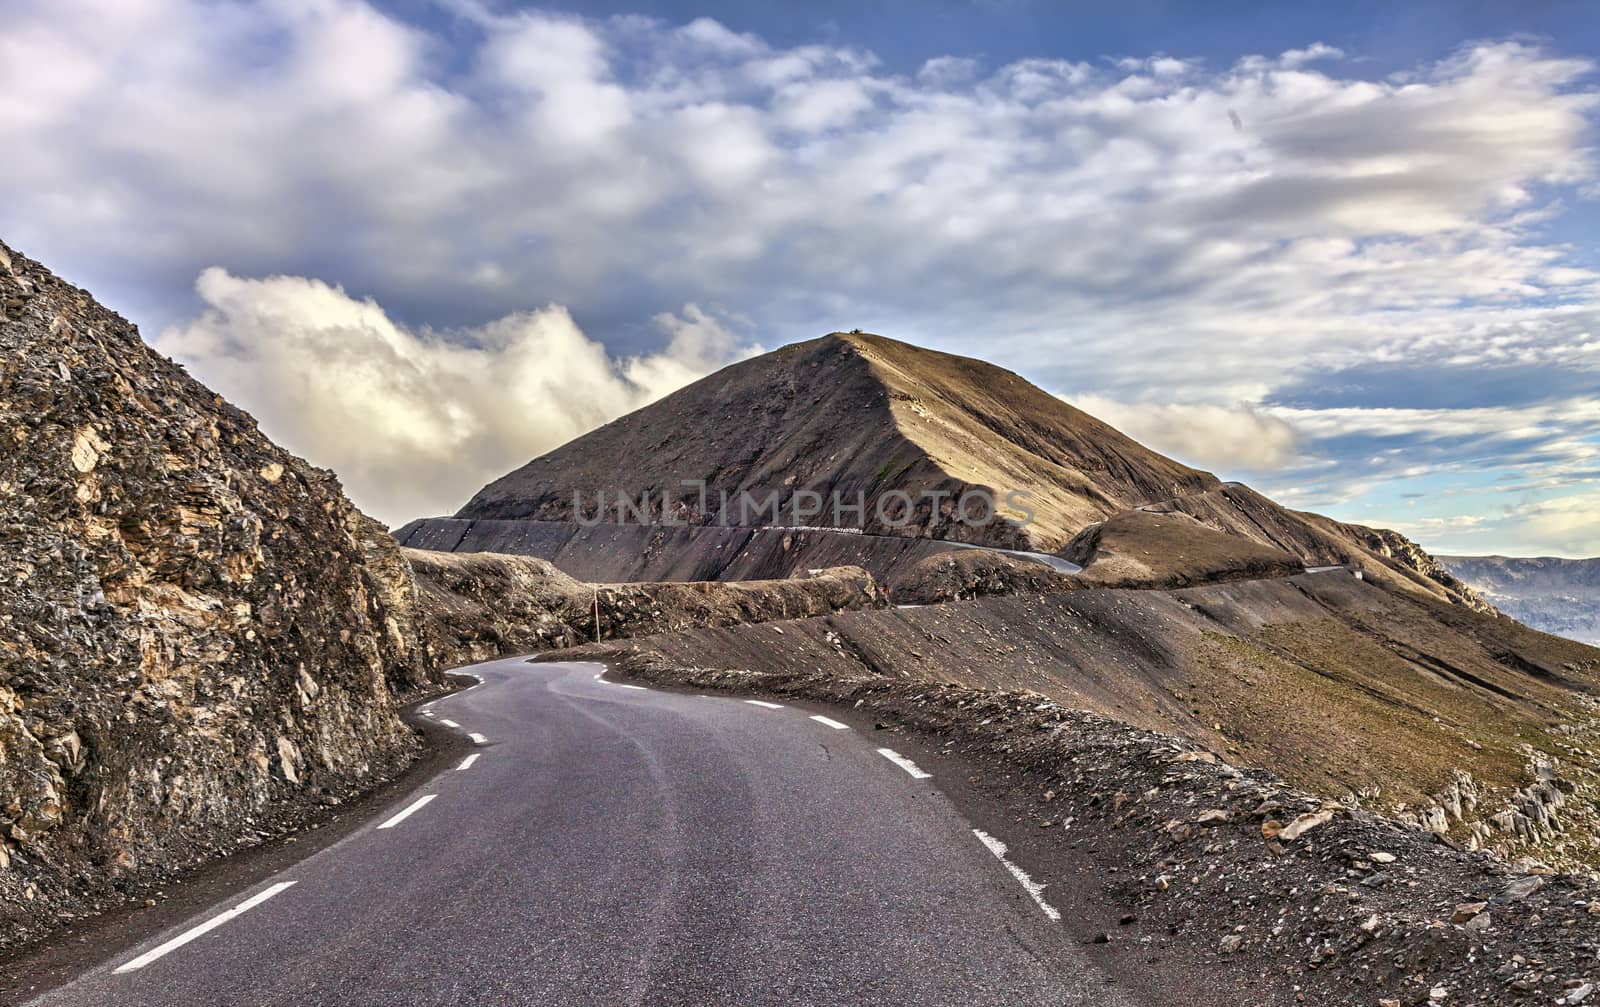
[0,240,440,947]
[407,549,883,668]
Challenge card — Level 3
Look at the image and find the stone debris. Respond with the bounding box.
[1277,809,1335,841]
[1449,901,1487,924]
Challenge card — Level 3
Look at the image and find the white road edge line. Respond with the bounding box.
[972,829,1062,922]
[744,700,784,710]
[456,753,480,771]
[617,684,647,691]
[114,881,297,973]
[876,748,931,779]
[810,715,850,730]
[377,794,436,830]
[469,732,488,745]
[440,719,459,728]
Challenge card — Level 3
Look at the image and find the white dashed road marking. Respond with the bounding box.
[469,733,488,745]
[617,684,647,691]
[441,719,459,728]
[876,748,931,780]
[744,700,784,710]
[114,881,297,973]
[973,829,1061,922]
[457,754,480,771]
[809,715,849,730]
[377,795,436,830]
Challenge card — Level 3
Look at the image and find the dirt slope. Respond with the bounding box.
[458,331,1218,550]
[395,516,967,587]
[1062,509,1305,589]
[1133,482,1491,611]
[0,240,438,949]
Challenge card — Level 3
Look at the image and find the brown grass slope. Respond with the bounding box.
[582,572,1600,865]
[1124,482,1491,610]
[458,331,1218,550]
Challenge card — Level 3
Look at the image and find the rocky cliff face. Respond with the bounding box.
[0,241,439,946]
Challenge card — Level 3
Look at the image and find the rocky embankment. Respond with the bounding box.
[395,516,962,590]
[407,549,884,667]
[592,656,1600,1006]
[0,241,440,949]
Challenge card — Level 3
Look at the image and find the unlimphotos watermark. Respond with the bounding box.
[570,480,1036,530]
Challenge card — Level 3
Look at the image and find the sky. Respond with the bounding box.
[2,0,1598,556]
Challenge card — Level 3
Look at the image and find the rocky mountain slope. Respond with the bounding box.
[1444,555,1600,645]
[458,331,1216,550]
[0,240,440,948]
[432,332,1486,613]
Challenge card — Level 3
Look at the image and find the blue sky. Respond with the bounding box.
[2,0,1598,555]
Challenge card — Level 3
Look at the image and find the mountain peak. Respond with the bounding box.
[457,331,1217,549]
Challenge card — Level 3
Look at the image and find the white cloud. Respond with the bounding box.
[1518,494,1600,556]
[156,269,757,526]
[1390,492,1600,558]
[1071,396,1300,472]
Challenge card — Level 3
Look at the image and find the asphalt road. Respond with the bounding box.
[944,540,1084,575]
[32,659,1132,1006]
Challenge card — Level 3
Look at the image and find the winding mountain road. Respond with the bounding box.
[31,659,1132,1006]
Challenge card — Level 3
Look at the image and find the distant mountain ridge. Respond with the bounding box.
[1442,555,1600,645]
